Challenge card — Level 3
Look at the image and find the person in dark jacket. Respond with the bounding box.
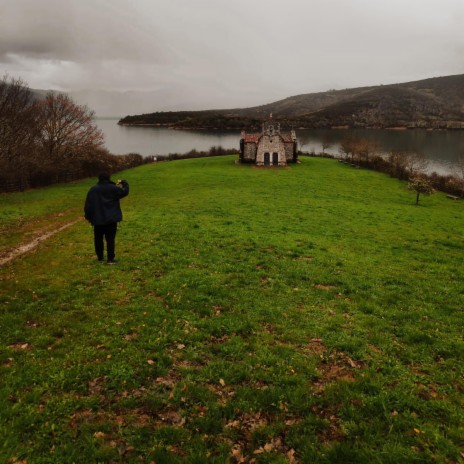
[84,172,129,264]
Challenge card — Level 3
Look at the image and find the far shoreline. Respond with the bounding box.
[116,121,464,132]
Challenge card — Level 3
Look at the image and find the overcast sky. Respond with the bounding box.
[1,0,463,114]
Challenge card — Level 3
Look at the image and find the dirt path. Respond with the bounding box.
[0,218,83,266]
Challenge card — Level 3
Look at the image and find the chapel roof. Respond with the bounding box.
[281,134,296,143]
[242,133,295,143]
[243,134,260,143]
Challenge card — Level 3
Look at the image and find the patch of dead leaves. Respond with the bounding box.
[213,305,222,316]
[314,351,365,393]
[415,383,441,400]
[123,332,138,342]
[118,386,148,399]
[210,334,230,345]
[69,409,107,430]
[8,342,30,351]
[253,437,282,455]
[3,357,14,367]
[226,411,301,461]
[368,343,382,354]
[71,404,186,434]
[88,376,107,396]
[92,427,136,456]
[229,428,299,463]
[146,292,168,307]
[301,338,326,356]
[225,411,268,434]
[26,320,40,328]
[156,408,186,427]
[314,284,336,291]
[311,405,345,444]
[259,276,272,286]
[207,381,235,405]
[154,368,181,388]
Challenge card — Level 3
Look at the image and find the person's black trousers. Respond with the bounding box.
[94,223,117,261]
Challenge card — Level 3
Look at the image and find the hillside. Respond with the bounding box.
[1,157,463,462]
[119,74,464,130]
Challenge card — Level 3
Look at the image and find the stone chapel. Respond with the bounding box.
[239,117,298,166]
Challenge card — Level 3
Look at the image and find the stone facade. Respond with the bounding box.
[239,120,298,166]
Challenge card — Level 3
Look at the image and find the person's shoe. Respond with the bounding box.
[106,259,117,265]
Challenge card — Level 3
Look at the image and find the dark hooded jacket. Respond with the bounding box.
[84,179,129,226]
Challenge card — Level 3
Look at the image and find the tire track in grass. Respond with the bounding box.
[0,217,83,265]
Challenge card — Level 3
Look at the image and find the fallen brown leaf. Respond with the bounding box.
[263,442,274,452]
[287,448,297,463]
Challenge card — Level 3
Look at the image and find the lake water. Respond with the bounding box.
[97,118,239,158]
[96,118,464,175]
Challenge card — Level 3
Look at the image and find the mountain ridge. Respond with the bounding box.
[118,74,464,130]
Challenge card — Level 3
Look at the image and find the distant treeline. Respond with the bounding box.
[157,146,237,161]
[1,151,152,193]
[0,75,150,192]
[119,112,264,131]
[304,135,464,198]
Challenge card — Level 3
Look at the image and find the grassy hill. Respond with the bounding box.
[1,156,463,463]
[118,74,464,130]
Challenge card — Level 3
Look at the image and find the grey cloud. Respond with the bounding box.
[0,0,170,64]
[0,0,463,112]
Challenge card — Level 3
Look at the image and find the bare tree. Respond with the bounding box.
[37,93,105,162]
[339,136,358,161]
[0,74,136,191]
[321,135,332,155]
[403,151,429,177]
[456,152,464,196]
[355,138,379,164]
[387,150,407,178]
[387,151,429,180]
[297,135,310,153]
[0,75,39,185]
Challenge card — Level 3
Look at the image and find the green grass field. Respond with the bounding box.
[1,156,463,463]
